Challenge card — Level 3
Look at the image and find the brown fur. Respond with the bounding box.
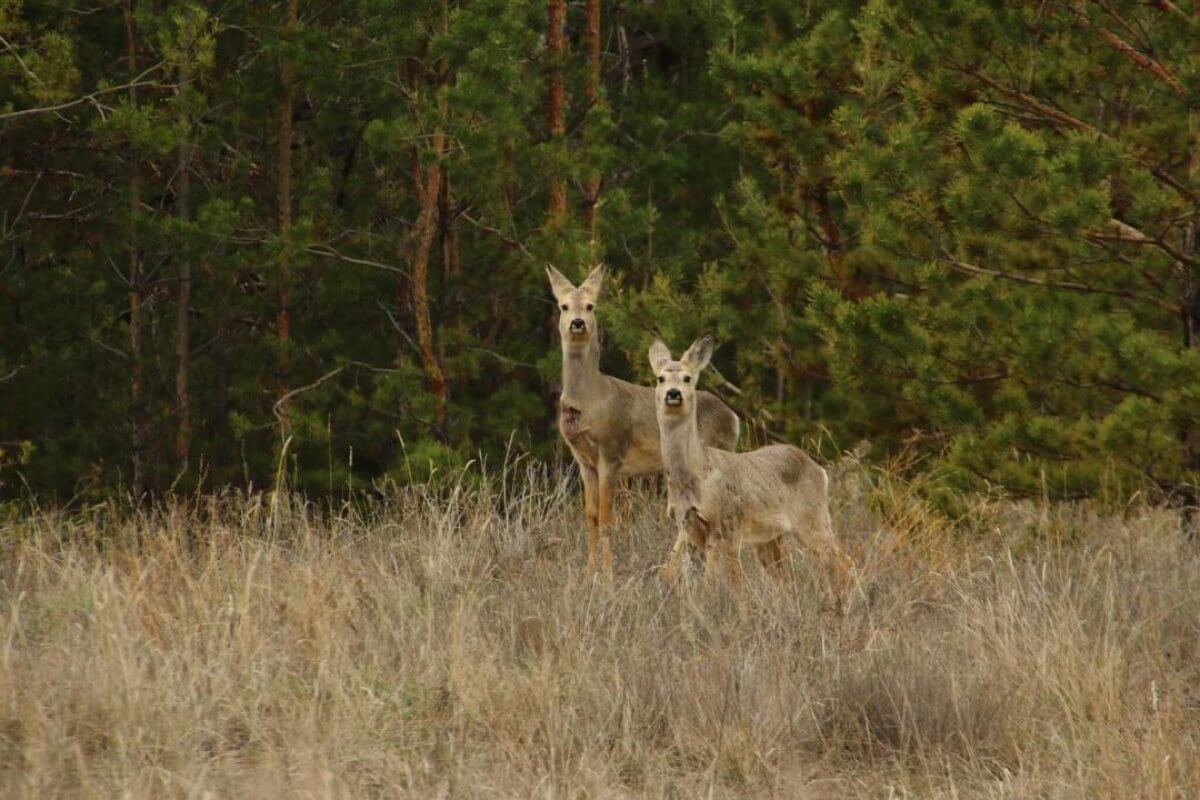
[548,266,739,576]
[650,334,849,596]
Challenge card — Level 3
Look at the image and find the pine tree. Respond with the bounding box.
[811,0,1199,509]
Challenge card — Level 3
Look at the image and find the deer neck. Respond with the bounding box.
[660,413,707,507]
[560,336,603,410]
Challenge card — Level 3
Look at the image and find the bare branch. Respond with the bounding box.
[1062,2,1187,100]
[273,366,345,426]
[937,253,1181,313]
[1093,217,1197,266]
[90,336,131,362]
[0,62,169,122]
[304,244,411,279]
[375,300,421,357]
[962,65,1198,203]
[1143,0,1192,21]
[0,34,40,85]
[458,210,532,257]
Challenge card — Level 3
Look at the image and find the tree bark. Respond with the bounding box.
[546,0,567,224]
[174,60,192,477]
[123,0,146,495]
[1184,0,1199,538]
[410,133,448,431]
[582,0,602,233]
[276,0,298,439]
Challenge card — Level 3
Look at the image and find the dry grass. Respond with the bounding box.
[1,460,1198,798]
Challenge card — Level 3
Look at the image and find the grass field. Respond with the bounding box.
[1,459,1198,798]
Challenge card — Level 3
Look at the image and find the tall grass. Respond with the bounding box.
[1,459,1197,798]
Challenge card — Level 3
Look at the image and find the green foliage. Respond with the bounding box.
[0,0,1197,507]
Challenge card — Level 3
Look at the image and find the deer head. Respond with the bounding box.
[547,264,604,354]
[649,333,714,427]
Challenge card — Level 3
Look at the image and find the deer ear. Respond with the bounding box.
[577,264,604,301]
[681,332,714,373]
[648,339,671,373]
[545,264,575,302]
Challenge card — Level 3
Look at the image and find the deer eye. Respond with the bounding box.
[657,376,665,384]
[560,304,569,311]
[585,303,594,311]
[683,375,691,383]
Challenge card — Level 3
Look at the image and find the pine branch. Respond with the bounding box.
[0,63,169,122]
[1142,0,1192,21]
[1093,218,1197,267]
[966,67,1094,133]
[937,253,1181,312]
[0,34,41,85]
[961,65,1198,203]
[1062,2,1187,101]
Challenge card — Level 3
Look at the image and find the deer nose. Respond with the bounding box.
[569,318,586,332]
[664,388,683,405]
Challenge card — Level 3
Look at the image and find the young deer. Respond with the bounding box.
[649,334,849,595]
[547,265,739,575]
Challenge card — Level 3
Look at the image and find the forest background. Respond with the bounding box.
[2,0,1198,518]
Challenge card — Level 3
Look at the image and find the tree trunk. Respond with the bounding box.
[276,0,298,439]
[582,0,602,233]
[1183,281,1200,538]
[546,0,567,224]
[123,0,146,495]
[409,133,449,432]
[1183,1,1199,539]
[174,61,192,477]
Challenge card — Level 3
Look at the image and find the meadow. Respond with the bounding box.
[1,457,1198,798]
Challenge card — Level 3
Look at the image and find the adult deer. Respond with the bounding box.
[649,334,849,596]
[547,265,739,576]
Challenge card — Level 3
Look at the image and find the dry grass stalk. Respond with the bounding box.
[0,459,1198,798]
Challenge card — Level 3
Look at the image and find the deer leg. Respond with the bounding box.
[580,464,600,573]
[661,505,706,585]
[616,477,634,531]
[724,537,744,593]
[808,509,850,612]
[659,527,689,585]
[757,538,786,581]
[595,458,619,578]
[695,516,729,592]
[702,535,722,590]
[820,544,854,613]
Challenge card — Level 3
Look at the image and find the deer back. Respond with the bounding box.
[568,377,737,476]
[696,444,827,537]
